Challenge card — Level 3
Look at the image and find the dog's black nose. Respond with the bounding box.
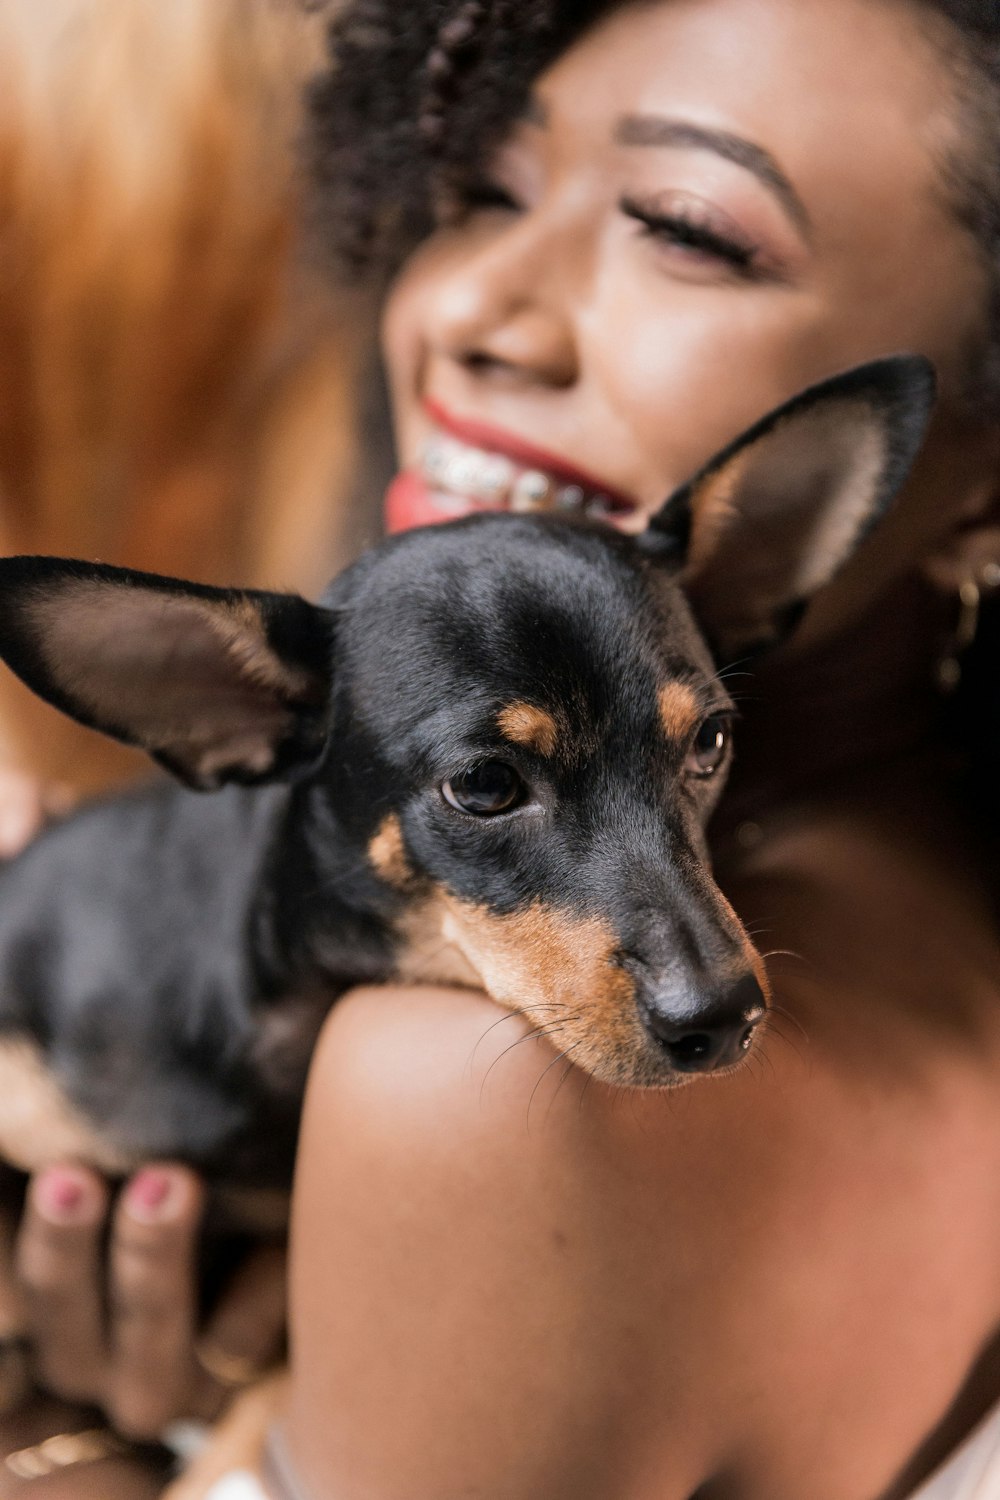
[641,973,766,1074]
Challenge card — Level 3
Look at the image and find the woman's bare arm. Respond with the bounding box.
[279,775,1000,1500]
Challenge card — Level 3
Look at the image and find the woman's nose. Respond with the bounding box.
[427,218,580,389]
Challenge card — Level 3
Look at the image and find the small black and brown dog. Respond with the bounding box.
[0,357,933,1195]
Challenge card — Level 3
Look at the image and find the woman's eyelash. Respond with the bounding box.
[620,196,760,275]
[448,183,764,281]
[455,179,520,212]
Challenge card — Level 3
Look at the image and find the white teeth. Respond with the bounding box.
[422,438,449,485]
[556,483,585,511]
[479,455,518,500]
[419,433,612,517]
[420,436,515,503]
[510,469,553,512]
[585,493,614,519]
[447,452,480,493]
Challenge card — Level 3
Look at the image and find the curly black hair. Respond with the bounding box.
[305,0,1000,398]
[305,0,594,276]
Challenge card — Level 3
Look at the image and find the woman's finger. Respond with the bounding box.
[16,1166,110,1405]
[106,1165,205,1439]
[191,1244,288,1419]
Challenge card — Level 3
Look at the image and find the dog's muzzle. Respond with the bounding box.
[639,972,766,1074]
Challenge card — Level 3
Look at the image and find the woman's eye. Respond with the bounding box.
[469,180,520,210]
[620,194,761,277]
[441,761,526,815]
[445,178,521,220]
[685,715,732,779]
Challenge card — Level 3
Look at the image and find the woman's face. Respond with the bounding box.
[382,0,993,562]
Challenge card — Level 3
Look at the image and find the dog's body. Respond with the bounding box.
[0,781,293,1181]
[0,359,935,1194]
[0,516,739,1188]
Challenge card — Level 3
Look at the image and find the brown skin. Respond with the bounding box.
[288,821,1000,1500]
[284,2,1000,1496]
[6,0,1000,1492]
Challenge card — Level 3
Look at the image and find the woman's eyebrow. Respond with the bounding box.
[613,115,811,236]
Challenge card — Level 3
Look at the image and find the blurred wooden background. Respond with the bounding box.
[0,0,366,791]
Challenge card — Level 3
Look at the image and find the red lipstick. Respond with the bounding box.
[423,399,638,513]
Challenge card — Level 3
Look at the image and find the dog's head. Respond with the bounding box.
[0,357,934,1086]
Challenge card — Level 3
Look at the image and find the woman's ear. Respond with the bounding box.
[0,557,336,790]
[641,355,936,659]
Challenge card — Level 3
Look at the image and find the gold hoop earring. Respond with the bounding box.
[936,561,999,693]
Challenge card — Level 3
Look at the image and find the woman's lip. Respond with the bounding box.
[384,470,484,534]
[422,398,638,512]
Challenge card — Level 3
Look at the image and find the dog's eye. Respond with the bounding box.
[685,714,732,779]
[441,761,525,816]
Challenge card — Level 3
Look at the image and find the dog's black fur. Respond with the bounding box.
[0,358,934,1194]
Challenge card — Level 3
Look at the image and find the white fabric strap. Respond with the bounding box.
[204,1474,270,1500]
[910,1403,1000,1499]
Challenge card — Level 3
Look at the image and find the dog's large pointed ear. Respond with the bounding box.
[640,355,936,658]
[0,558,336,790]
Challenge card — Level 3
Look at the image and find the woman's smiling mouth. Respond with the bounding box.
[384,401,643,534]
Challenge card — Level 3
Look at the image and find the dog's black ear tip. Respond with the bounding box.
[635,525,686,562]
[906,351,937,392]
[638,489,693,559]
[0,554,44,587]
[856,352,937,415]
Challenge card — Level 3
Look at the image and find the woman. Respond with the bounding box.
[8,0,1000,1495]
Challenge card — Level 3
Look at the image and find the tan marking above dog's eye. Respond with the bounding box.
[368,813,413,888]
[657,681,701,742]
[496,701,559,757]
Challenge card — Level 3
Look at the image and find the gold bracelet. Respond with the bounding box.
[5,1425,131,1479]
[194,1337,271,1390]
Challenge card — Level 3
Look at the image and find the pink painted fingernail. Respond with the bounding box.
[36,1167,90,1222]
[126,1169,173,1222]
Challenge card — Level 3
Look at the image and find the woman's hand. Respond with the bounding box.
[15,1163,287,1440]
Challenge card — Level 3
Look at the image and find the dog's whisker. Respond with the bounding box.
[468,1010,539,1065]
[755,1008,809,1065]
[478,1018,576,1098]
[767,1002,810,1043]
[577,1066,599,1113]
[746,1042,774,1084]
[470,1006,566,1060]
[715,659,754,681]
[527,1041,579,1123]
[546,1045,586,1121]
[607,1083,631,1118]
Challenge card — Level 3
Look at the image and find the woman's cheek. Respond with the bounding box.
[598,281,837,497]
[379,273,421,452]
